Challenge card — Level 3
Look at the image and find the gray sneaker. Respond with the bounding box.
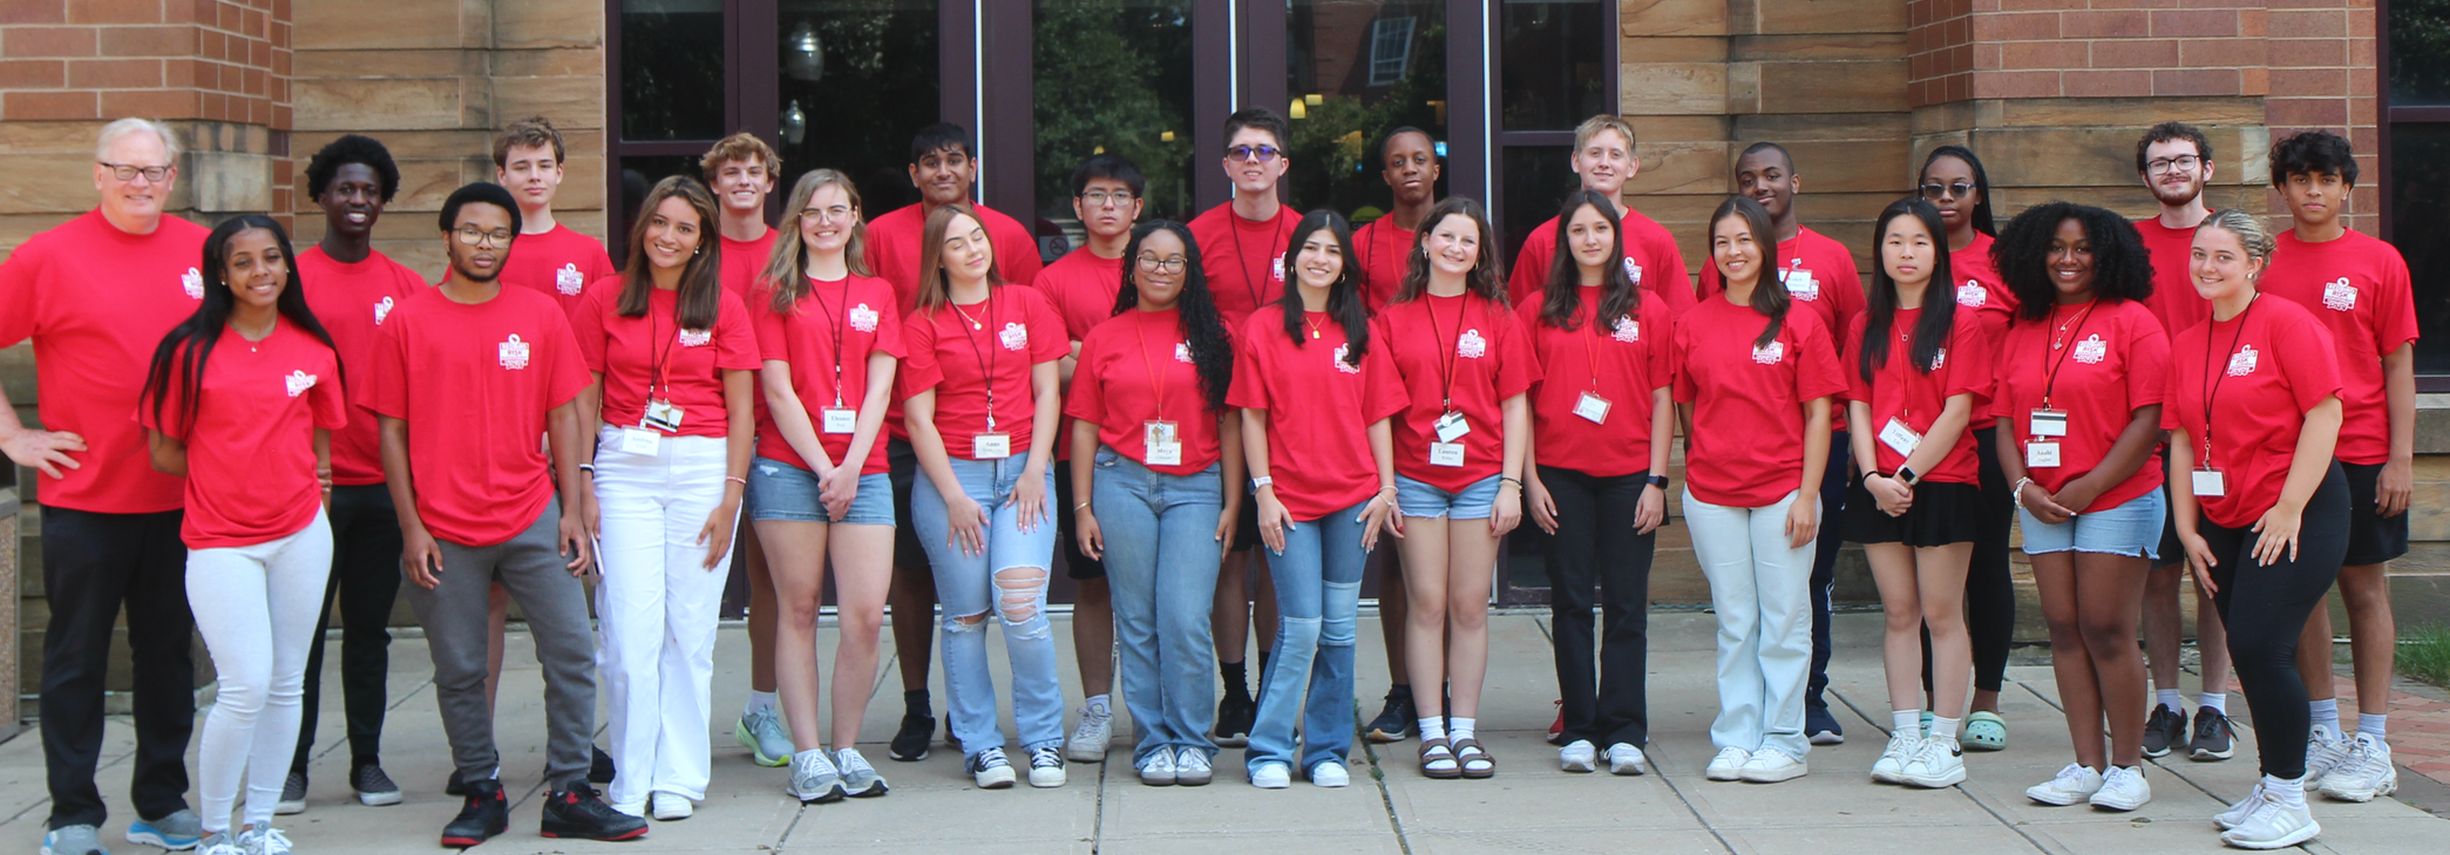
[275,770,307,815]
[40,824,108,855]
[835,747,890,797]
[351,763,403,807]
[125,809,202,850]
[234,826,291,855]
[737,710,794,768]
[788,748,847,803]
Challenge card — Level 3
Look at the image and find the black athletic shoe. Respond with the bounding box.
[2141,703,2189,759]
[889,712,935,762]
[1365,689,1417,743]
[2189,706,2235,761]
[589,745,617,784]
[1805,704,1845,745]
[539,783,648,842]
[1212,694,1255,748]
[438,779,508,849]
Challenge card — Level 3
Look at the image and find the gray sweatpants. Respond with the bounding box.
[402,505,596,789]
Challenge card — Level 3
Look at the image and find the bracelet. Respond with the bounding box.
[1498,476,1523,489]
[1074,500,1092,511]
[577,463,596,474]
[725,475,748,486]
[1251,475,1273,490]
[1379,484,1399,495]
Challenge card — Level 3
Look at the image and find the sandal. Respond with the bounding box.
[1417,737,1461,779]
[1963,711,2008,751]
[1453,738,1496,779]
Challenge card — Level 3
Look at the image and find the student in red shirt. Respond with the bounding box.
[1188,107,1301,745]
[1232,210,1406,789]
[1913,145,2017,753]
[1506,115,1694,316]
[2257,133,2422,802]
[1355,127,1439,744]
[138,216,349,855]
[1067,220,1244,786]
[2165,209,2349,849]
[372,183,643,845]
[491,117,617,315]
[1988,202,2168,812]
[2127,122,2236,763]
[1,118,210,855]
[746,168,906,802]
[1842,199,1991,790]
[1519,191,1673,776]
[285,134,423,813]
[1672,196,1846,786]
[864,123,1043,311]
[901,205,1072,790]
[1376,197,1536,780]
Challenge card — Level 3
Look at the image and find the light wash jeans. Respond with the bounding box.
[912,456,1064,759]
[1684,488,1815,761]
[1089,448,1225,766]
[1245,497,1369,776]
[188,510,332,833]
[591,428,734,809]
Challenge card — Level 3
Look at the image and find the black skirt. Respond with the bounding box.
[1844,480,1982,547]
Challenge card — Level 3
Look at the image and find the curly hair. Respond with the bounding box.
[2269,129,2359,188]
[1113,221,1234,413]
[305,134,401,202]
[1993,201,2155,322]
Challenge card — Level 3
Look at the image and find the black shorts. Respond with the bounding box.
[2339,460,2411,566]
[887,438,926,567]
[1843,480,1982,547]
[1053,472,1106,580]
[2156,454,2186,567]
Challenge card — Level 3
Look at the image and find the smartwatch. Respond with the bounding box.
[1645,474,1670,490]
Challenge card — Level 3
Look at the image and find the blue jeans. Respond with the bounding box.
[1089,448,1225,765]
[1245,498,1369,775]
[911,456,1063,758]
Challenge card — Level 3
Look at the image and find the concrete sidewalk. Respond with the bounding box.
[2,611,2444,854]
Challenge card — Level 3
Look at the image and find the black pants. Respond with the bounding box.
[1806,434,1849,709]
[39,506,195,830]
[1924,426,2016,696]
[1536,466,1655,747]
[2203,463,2349,780]
[291,484,404,772]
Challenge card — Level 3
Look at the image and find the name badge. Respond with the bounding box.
[619,427,661,456]
[2025,441,2061,469]
[1429,442,1466,467]
[2029,408,2068,438]
[1879,417,1923,458]
[1784,269,1819,301]
[642,399,685,433]
[1143,420,1183,466]
[972,432,1012,460]
[1433,411,1471,443]
[1573,391,1611,425]
[821,407,857,434]
[2192,468,2227,498]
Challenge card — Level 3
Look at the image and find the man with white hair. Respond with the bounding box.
[0,118,209,855]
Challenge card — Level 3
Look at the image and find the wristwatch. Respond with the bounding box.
[1895,465,1920,486]
[1645,474,1670,490]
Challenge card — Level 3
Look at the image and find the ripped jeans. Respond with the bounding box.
[911,456,1064,759]
[1245,498,1370,775]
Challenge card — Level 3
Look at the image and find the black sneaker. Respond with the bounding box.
[1805,704,1845,745]
[2141,703,2188,758]
[439,778,508,848]
[890,712,935,762]
[590,745,617,784]
[539,783,648,842]
[1365,689,1417,743]
[1212,694,1255,748]
[2189,706,2235,761]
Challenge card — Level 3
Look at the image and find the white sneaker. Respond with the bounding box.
[2215,780,2268,830]
[1900,737,1966,789]
[236,826,292,855]
[1704,747,1751,781]
[649,792,693,821]
[968,747,1017,789]
[1605,743,1649,776]
[1067,704,1113,762]
[1027,746,1068,788]
[1871,729,1922,784]
[2088,765,2151,811]
[1309,760,1350,788]
[789,748,848,803]
[1173,748,1214,786]
[1559,739,1597,773]
[1250,761,1292,789]
[2302,723,2352,786]
[2220,790,2321,850]
[1138,749,1178,786]
[2025,763,2105,806]
[2316,734,2398,802]
[1737,750,1807,783]
[196,831,243,855]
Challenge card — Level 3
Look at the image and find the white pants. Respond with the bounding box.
[1684,489,1815,760]
[593,428,734,809]
[188,509,333,832]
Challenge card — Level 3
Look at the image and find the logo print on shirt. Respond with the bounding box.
[1612,316,1640,343]
[2072,334,2108,365]
[1622,257,1644,286]
[554,263,585,296]
[2227,344,2260,377]
[677,328,712,347]
[181,267,205,300]
[284,370,317,398]
[374,296,396,325]
[1931,347,1948,371]
[2322,277,2358,312]
[998,321,1029,351]
[1956,281,1987,308]
[1332,342,1362,374]
[1271,256,1286,283]
[848,302,880,332]
[1174,342,1194,364]
[498,333,531,370]
[1752,341,1785,365]
[1457,329,1488,359]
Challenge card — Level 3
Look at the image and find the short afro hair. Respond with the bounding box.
[1992,201,2154,321]
[305,134,401,202]
[438,181,523,236]
[2269,129,2359,188]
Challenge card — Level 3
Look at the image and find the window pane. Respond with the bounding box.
[1032,0,1197,246]
[1497,144,1574,262]
[1499,0,1607,132]
[2390,123,2450,373]
[611,154,705,256]
[2390,0,2450,106]
[618,0,726,141]
[774,0,942,216]
[1286,0,1449,225]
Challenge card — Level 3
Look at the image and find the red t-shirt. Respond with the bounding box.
[1189,202,1300,331]
[1517,289,1674,478]
[2134,217,2210,337]
[1066,307,1229,475]
[1699,226,1866,431]
[1228,308,1408,521]
[718,229,779,298]
[367,286,592,546]
[1842,305,1994,485]
[1373,293,1540,491]
[1505,207,1696,317]
[0,209,209,514]
[1352,217,1414,312]
[140,324,350,548]
[298,246,430,486]
[1670,296,1849,508]
[864,201,1043,314]
[2260,229,2420,466]
[570,280,762,439]
[1988,298,2169,512]
[1949,232,2013,431]
[749,275,907,474]
[897,284,1069,460]
[2164,297,2343,528]
[496,223,616,317]
[1030,248,1125,342]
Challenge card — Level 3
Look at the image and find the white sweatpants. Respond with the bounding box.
[1684,489,1816,761]
[188,509,333,833]
[593,428,734,809]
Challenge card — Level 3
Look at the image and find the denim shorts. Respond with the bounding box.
[2017,487,2163,560]
[1395,473,1501,520]
[747,456,895,525]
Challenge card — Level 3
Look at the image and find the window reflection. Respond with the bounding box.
[1033,0,1197,243]
[1500,0,1607,132]
[1497,145,1574,261]
[2390,0,2450,106]
[775,0,942,216]
[2390,124,2450,373]
[619,0,725,141]
[1287,0,1449,224]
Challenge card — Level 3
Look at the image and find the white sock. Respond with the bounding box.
[2310,698,2340,731]
[1930,716,1961,743]
[2265,774,2308,809]
[1418,717,1447,743]
[1449,717,1477,743]
[1085,694,1111,717]
[2155,688,2184,712]
[2358,713,2387,741]
[1893,710,1922,734]
[745,691,778,718]
[2199,692,2227,715]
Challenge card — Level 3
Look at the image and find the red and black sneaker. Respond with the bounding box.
[539,783,648,842]
[438,778,507,849]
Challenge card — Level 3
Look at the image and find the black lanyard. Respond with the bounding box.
[2037,300,2099,407]
[806,276,850,405]
[1227,210,1285,310]
[1424,293,1468,410]
[951,289,1001,430]
[2198,295,2258,468]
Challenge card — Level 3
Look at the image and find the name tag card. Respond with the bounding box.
[2192,468,2227,498]
[1433,411,1471,443]
[2029,408,2068,438]
[619,427,661,456]
[821,407,857,434]
[1143,420,1182,466]
[2025,441,2060,469]
[1429,442,1466,467]
[973,432,1012,460]
[1878,418,1923,458]
[1573,391,1611,424]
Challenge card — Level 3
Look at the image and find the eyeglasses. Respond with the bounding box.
[1135,254,1187,274]
[1227,144,1284,163]
[798,205,855,223]
[99,161,172,182]
[1919,181,1975,200]
[1079,190,1137,207]
[454,226,514,247]
[2146,155,2202,176]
